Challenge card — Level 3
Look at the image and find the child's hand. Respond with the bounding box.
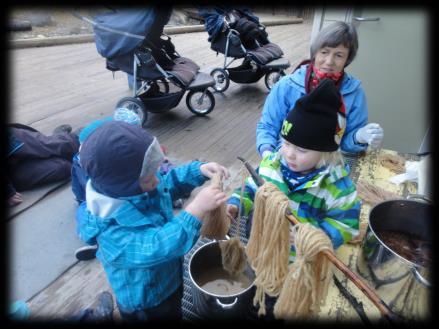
[8,192,23,207]
[200,162,230,180]
[226,204,238,220]
[185,185,228,220]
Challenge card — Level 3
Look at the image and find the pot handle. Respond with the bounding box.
[406,194,432,204]
[412,267,431,287]
[213,235,230,243]
[216,297,238,309]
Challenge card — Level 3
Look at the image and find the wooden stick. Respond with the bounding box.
[285,211,393,318]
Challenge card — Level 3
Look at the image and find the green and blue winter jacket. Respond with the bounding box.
[228,151,360,251]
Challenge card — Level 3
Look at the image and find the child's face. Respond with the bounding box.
[139,172,160,192]
[280,140,323,174]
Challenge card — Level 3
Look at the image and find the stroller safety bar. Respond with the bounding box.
[224,29,247,67]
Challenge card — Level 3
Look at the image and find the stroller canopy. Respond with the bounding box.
[198,6,259,42]
[93,6,172,59]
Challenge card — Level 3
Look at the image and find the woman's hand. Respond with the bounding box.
[355,123,384,149]
[185,185,228,220]
[200,162,230,180]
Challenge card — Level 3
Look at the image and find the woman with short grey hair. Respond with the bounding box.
[310,21,358,67]
[256,21,383,157]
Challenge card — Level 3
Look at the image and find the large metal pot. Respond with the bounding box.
[188,240,256,319]
[356,195,433,320]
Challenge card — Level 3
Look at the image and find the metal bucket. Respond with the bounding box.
[188,240,256,319]
[356,195,433,320]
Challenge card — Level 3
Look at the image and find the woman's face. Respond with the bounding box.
[280,140,323,174]
[314,44,350,74]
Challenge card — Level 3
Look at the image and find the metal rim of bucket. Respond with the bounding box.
[367,199,434,270]
[188,240,255,299]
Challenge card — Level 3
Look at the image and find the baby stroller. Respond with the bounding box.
[199,7,290,93]
[91,7,216,126]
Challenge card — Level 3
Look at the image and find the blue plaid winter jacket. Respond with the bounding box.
[76,161,207,311]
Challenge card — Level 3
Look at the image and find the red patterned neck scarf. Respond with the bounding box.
[305,63,346,146]
[305,63,344,93]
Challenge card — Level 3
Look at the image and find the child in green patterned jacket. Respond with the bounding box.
[226,78,360,250]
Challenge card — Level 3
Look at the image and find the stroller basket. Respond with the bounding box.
[139,89,185,113]
[227,61,265,83]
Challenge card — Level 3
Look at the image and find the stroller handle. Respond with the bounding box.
[227,28,241,37]
[222,16,230,30]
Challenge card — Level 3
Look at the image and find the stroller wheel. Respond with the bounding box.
[115,97,148,126]
[264,70,285,91]
[186,90,215,116]
[210,68,230,93]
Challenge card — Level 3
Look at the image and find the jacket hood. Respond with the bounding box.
[80,121,163,198]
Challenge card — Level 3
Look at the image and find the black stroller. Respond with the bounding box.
[90,7,216,126]
[199,7,290,93]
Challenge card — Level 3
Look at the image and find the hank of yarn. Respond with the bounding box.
[219,237,246,277]
[356,179,399,206]
[200,173,230,239]
[219,165,248,277]
[246,182,291,315]
[273,222,333,320]
[379,153,406,174]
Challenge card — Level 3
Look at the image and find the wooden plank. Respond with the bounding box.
[10,23,313,131]
[27,259,121,321]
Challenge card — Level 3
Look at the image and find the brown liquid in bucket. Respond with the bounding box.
[196,266,252,295]
[377,229,431,266]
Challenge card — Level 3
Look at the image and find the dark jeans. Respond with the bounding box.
[6,179,17,198]
[8,126,79,191]
[118,284,183,322]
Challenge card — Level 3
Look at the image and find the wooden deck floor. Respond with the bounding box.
[9,22,313,320]
[10,21,312,168]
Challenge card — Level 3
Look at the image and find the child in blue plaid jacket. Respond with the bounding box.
[76,120,229,322]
